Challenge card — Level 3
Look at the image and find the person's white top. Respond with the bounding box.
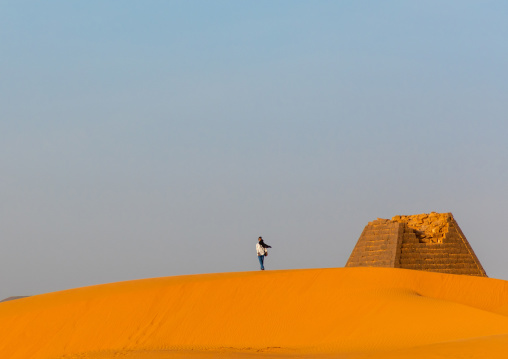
[256,243,266,256]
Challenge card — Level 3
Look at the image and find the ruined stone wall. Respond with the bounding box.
[392,213,451,244]
[346,213,487,277]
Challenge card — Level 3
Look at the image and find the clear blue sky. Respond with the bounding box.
[1,1,507,299]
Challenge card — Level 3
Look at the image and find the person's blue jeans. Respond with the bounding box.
[258,255,265,270]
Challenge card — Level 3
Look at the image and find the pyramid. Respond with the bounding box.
[346,212,487,277]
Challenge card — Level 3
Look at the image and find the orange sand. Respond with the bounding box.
[2,267,508,359]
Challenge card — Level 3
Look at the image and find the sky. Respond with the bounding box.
[1,1,507,300]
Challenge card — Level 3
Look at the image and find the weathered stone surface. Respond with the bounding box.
[346,213,487,277]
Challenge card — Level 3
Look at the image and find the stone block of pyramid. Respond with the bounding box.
[346,212,487,277]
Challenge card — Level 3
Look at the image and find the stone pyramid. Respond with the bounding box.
[346,212,487,277]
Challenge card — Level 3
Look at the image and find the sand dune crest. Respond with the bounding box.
[2,267,508,358]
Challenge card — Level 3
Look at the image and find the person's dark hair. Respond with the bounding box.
[258,238,272,249]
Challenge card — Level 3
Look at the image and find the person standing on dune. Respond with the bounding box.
[256,236,272,270]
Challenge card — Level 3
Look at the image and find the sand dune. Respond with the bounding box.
[2,267,508,358]
[0,296,29,302]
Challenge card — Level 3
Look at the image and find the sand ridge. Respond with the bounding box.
[2,267,508,358]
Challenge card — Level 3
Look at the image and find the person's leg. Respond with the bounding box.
[258,255,264,270]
